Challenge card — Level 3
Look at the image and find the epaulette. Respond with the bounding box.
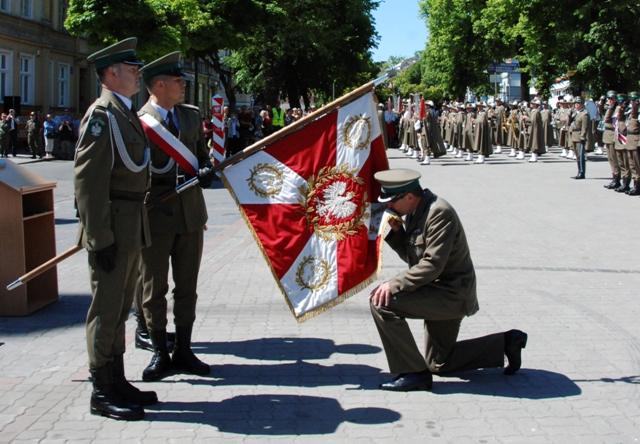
[93,96,110,110]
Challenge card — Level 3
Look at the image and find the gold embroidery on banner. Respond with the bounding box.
[298,164,367,241]
[342,114,372,150]
[247,163,284,198]
[295,256,331,291]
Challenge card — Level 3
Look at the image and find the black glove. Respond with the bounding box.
[95,243,117,273]
[197,165,215,189]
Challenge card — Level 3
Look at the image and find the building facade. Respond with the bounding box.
[0,0,94,116]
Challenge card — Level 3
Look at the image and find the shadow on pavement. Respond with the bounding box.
[573,375,639,384]
[0,293,90,334]
[146,394,401,434]
[168,361,385,389]
[54,218,78,225]
[433,368,581,399]
[192,337,381,360]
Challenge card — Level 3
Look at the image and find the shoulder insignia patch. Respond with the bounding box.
[88,117,106,138]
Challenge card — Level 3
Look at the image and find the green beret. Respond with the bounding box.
[374,169,422,203]
[87,37,143,70]
[140,51,185,82]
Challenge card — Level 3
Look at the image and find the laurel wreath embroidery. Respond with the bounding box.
[298,164,367,241]
[247,163,284,198]
[295,256,331,291]
[342,114,372,150]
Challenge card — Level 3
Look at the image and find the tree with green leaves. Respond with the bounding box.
[66,0,379,109]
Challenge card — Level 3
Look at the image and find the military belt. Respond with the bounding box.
[151,176,188,187]
[109,189,147,202]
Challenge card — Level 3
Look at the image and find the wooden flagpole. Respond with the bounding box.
[212,80,378,172]
[5,177,200,291]
[6,57,415,291]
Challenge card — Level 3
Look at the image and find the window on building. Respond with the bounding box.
[1,51,13,103]
[58,63,70,107]
[0,0,10,12]
[20,54,35,105]
[20,0,32,18]
[58,0,68,30]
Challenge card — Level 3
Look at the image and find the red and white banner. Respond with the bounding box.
[139,113,198,176]
[221,91,389,321]
[210,95,226,165]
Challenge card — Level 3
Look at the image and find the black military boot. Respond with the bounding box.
[142,330,173,382]
[504,329,528,375]
[615,176,631,193]
[90,365,144,421]
[626,179,640,196]
[172,325,210,376]
[604,174,620,189]
[112,355,158,406]
[135,311,176,352]
[134,311,153,351]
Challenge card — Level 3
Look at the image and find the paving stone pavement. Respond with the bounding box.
[0,146,639,443]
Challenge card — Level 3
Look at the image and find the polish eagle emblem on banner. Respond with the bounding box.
[221,91,389,321]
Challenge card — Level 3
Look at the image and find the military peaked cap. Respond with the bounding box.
[140,51,185,81]
[374,169,422,203]
[87,37,143,70]
[606,90,617,99]
[628,91,639,101]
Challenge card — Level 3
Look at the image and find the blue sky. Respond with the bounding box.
[371,0,428,62]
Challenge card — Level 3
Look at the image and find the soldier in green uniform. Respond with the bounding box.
[624,92,640,195]
[493,98,506,154]
[369,169,527,391]
[74,38,156,421]
[137,52,213,382]
[570,97,590,179]
[613,94,631,192]
[527,99,545,162]
[26,112,41,159]
[602,91,621,190]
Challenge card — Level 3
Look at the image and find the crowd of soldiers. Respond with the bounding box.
[386,92,640,196]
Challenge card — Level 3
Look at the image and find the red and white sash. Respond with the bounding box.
[139,113,199,176]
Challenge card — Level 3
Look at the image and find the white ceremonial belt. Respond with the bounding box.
[139,113,198,176]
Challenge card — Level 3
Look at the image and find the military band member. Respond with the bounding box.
[516,101,529,160]
[493,98,506,154]
[473,102,491,163]
[506,101,519,157]
[74,37,156,421]
[602,91,621,190]
[137,52,213,382]
[540,101,555,151]
[527,99,545,162]
[369,169,528,391]
[570,97,590,179]
[462,103,475,161]
[454,103,465,158]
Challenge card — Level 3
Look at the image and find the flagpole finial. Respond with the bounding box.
[374,56,419,86]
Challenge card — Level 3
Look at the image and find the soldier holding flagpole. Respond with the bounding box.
[136,52,213,382]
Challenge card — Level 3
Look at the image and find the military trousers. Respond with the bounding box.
[141,228,203,332]
[629,148,640,181]
[370,295,504,375]
[86,245,141,368]
[605,143,619,175]
[615,149,631,179]
[573,142,586,177]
